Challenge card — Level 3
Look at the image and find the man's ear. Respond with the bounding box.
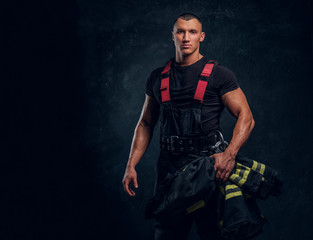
[172,32,174,41]
[200,32,205,42]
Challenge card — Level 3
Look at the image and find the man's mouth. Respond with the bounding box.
[182,45,191,48]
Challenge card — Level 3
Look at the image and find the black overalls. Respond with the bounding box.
[146,59,282,240]
[154,59,223,240]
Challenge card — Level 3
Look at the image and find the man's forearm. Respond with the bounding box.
[224,111,255,158]
[214,88,254,181]
[126,119,153,169]
[122,94,159,196]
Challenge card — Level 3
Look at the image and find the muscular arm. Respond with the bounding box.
[122,94,159,196]
[211,88,255,182]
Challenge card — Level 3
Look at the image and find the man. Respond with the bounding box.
[122,13,255,239]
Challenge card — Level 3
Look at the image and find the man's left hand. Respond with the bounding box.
[210,151,236,182]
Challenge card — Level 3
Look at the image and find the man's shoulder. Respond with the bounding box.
[148,59,173,80]
[145,62,171,100]
[154,58,174,72]
[212,64,237,82]
[214,64,233,74]
[210,62,239,95]
[150,66,164,77]
[148,58,231,77]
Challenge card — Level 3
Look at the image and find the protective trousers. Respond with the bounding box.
[146,60,282,240]
[154,60,222,239]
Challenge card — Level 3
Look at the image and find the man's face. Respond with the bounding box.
[172,18,205,56]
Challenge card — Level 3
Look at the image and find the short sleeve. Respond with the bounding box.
[145,74,154,98]
[214,65,239,96]
[145,68,163,100]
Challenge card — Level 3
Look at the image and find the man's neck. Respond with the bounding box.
[175,52,203,67]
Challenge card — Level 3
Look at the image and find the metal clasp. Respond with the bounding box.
[212,140,229,153]
[210,130,229,153]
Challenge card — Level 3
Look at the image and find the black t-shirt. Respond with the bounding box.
[145,56,239,132]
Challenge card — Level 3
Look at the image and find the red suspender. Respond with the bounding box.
[194,62,215,103]
[161,60,171,75]
[160,60,172,103]
[160,60,215,103]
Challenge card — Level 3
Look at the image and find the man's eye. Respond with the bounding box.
[177,30,183,33]
[191,31,197,34]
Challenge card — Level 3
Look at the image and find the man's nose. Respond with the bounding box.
[183,32,190,41]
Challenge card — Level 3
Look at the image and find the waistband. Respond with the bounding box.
[160,130,228,155]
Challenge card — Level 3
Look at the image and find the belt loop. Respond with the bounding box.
[170,136,180,155]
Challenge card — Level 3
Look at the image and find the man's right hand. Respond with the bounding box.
[122,167,138,197]
[122,95,159,197]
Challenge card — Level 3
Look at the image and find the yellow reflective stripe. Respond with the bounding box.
[225,184,239,191]
[230,165,250,187]
[252,160,258,171]
[235,163,242,175]
[260,163,265,175]
[225,191,243,200]
[237,167,250,186]
[252,160,266,175]
[225,182,243,200]
[186,200,206,214]
[236,162,243,168]
[229,162,252,186]
[229,173,238,182]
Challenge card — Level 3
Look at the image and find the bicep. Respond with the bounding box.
[139,94,160,128]
[221,88,252,118]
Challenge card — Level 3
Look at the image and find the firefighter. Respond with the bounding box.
[122,13,256,239]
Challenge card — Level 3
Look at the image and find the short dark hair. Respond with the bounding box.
[173,13,202,27]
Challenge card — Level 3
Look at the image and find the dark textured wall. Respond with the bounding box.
[2,0,313,239]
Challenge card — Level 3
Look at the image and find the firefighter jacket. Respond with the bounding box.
[145,153,282,240]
